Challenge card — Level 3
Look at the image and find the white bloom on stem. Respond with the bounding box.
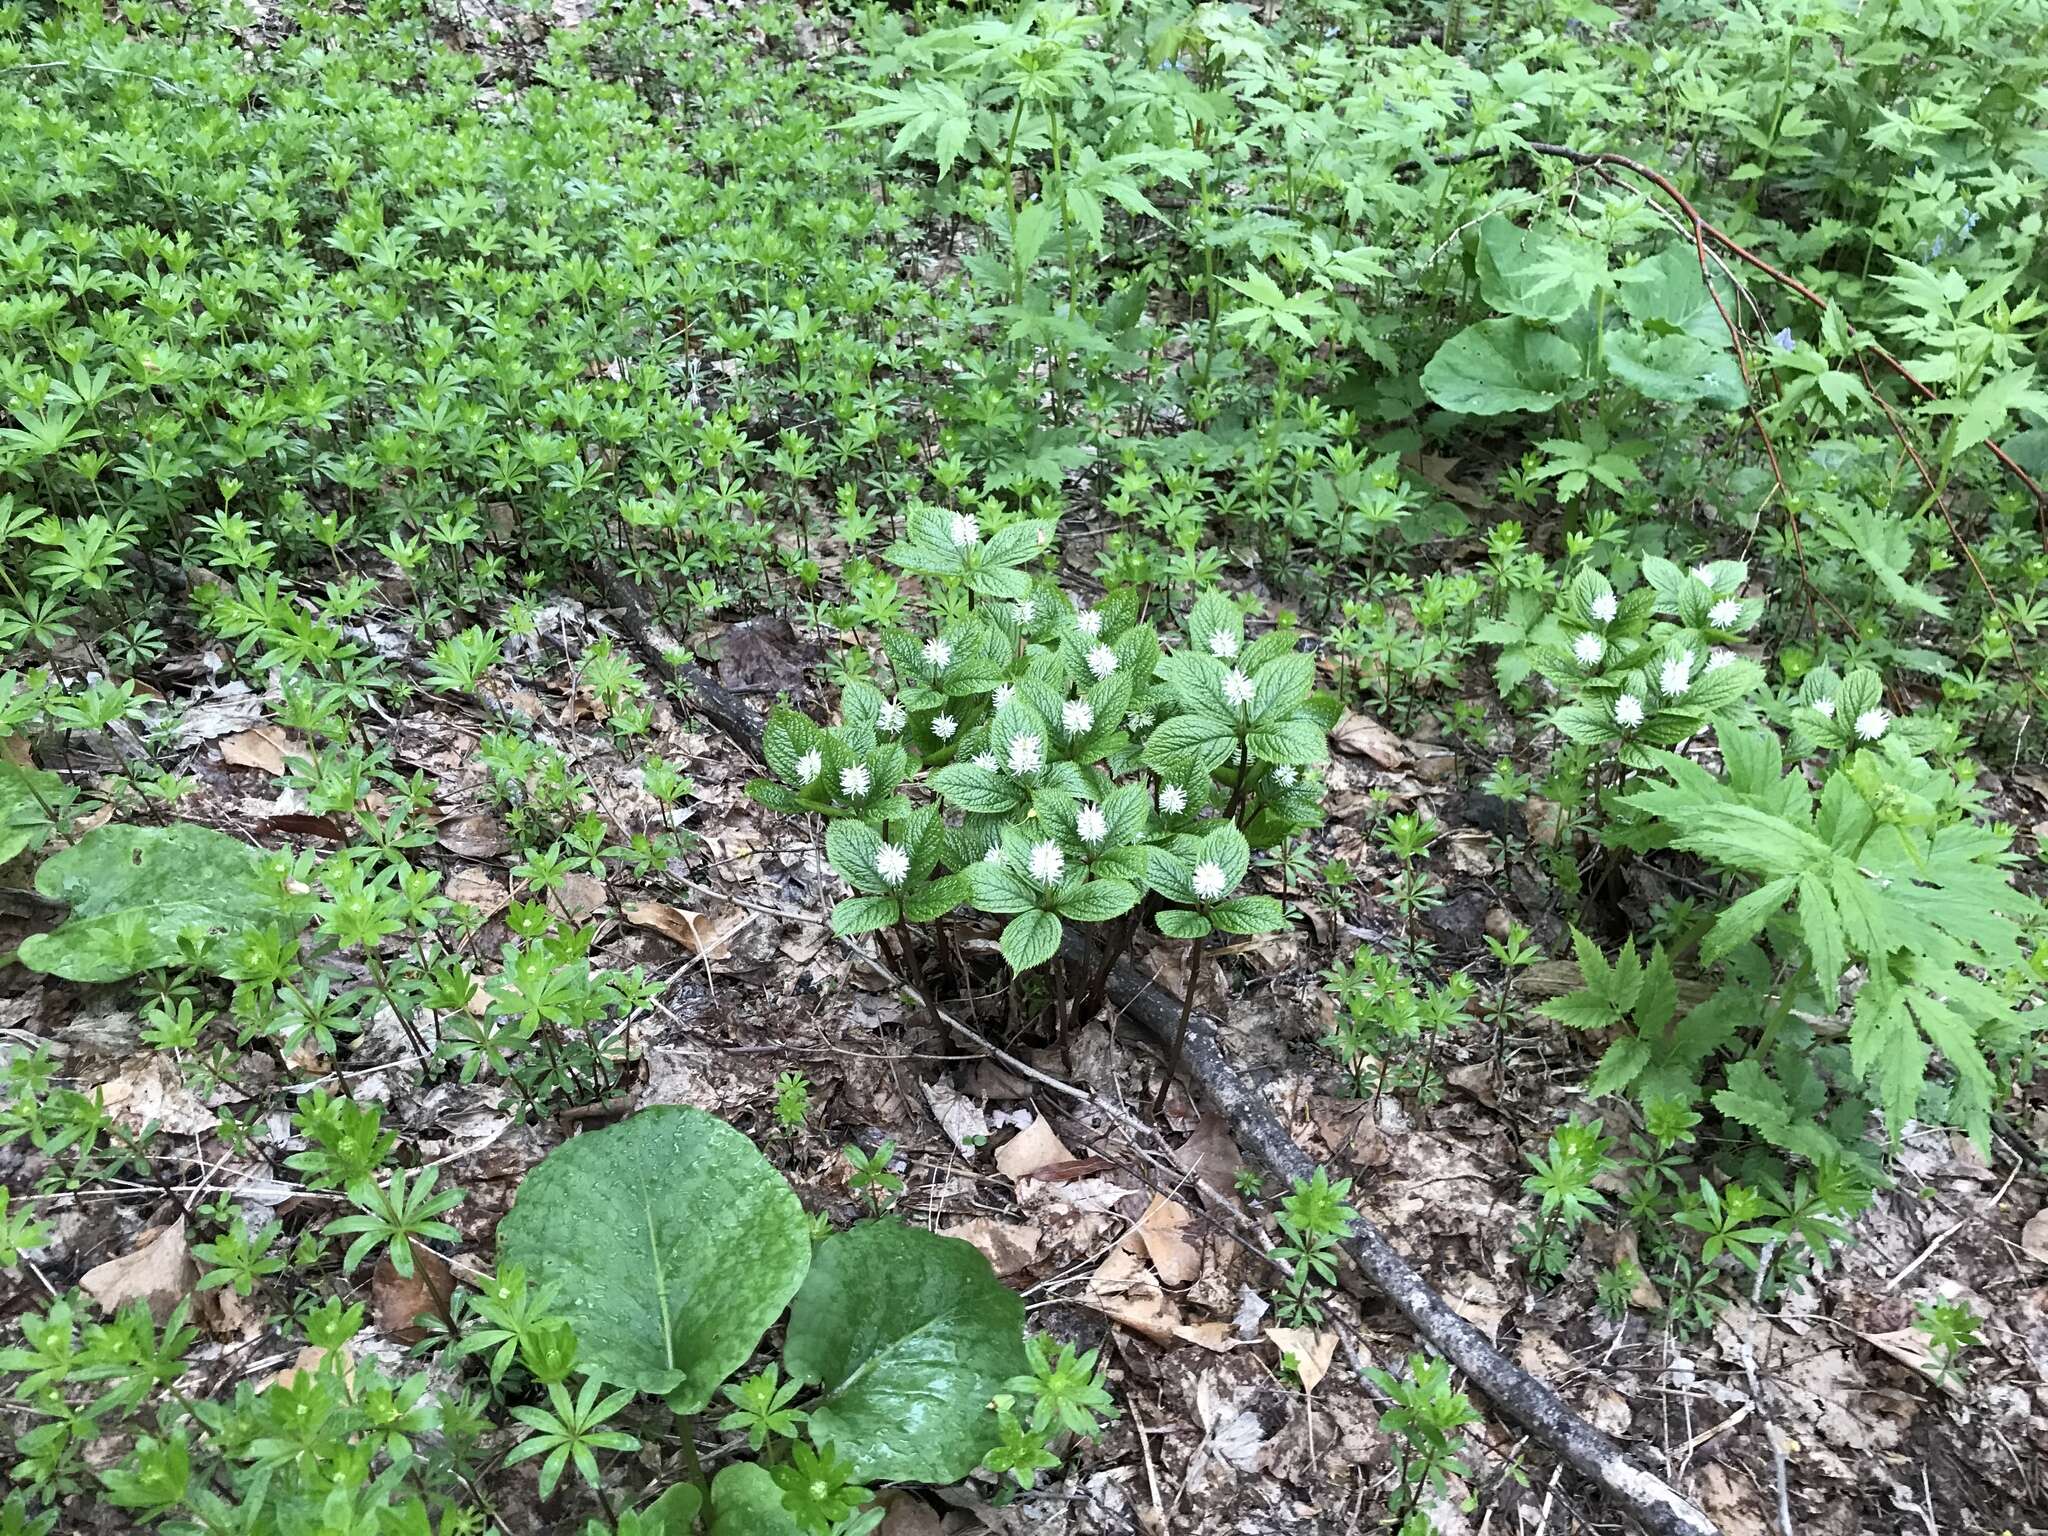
[931,713,957,740]
[1590,591,1619,624]
[1573,632,1606,667]
[1705,649,1735,672]
[1126,709,1154,732]
[1709,598,1742,629]
[1075,609,1104,639]
[875,843,910,887]
[1273,764,1298,788]
[1159,784,1188,814]
[1086,644,1118,679]
[1076,805,1108,845]
[1062,699,1094,736]
[949,512,980,548]
[1191,860,1229,901]
[993,684,1014,709]
[922,637,952,670]
[1222,668,1256,709]
[1855,708,1889,741]
[1015,598,1036,626]
[877,699,906,732]
[1006,732,1044,776]
[1208,630,1238,659]
[794,749,822,784]
[1028,840,1065,887]
[1811,696,1836,718]
[1659,650,1694,697]
[839,764,870,797]
[1613,693,1645,729]
[983,845,1004,864]
[972,752,998,772]
[1691,563,1716,588]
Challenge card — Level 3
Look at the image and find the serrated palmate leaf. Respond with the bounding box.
[18,823,305,982]
[999,909,1062,971]
[1712,1059,1842,1163]
[1476,216,1606,322]
[782,1221,1028,1483]
[831,894,900,936]
[496,1107,810,1408]
[1056,877,1139,924]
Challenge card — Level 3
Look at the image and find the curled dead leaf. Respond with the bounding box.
[1263,1325,1337,1392]
[81,1219,195,1323]
[624,899,750,962]
[219,725,293,775]
[372,1240,455,1343]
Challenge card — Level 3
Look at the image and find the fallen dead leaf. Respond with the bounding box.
[2021,1206,2048,1265]
[261,1343,356,1393]
[372,1241,455,1344]
[548,871,610,924]
[219,725,293,774]
[97,1055,220,1136]
[1133,1194,1201,1287]
[995,1116,1074,1182]
[172,687,267,746]
[444,868,509,923]
[81,1219,195,1323]
[624,899,750,963]
[921,1081,990,1158]
[435,812,512,859]
[1264,1326,1337,1392]
[944,1218,1042,1278]
[1331,712,1408,768]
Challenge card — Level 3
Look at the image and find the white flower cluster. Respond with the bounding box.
[875,842,909,886]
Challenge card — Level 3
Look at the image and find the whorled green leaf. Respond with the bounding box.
[496,1107,810,1408]
[1422,319,1584,416]
[18,823,304,982]
[782,1221,1028,1483]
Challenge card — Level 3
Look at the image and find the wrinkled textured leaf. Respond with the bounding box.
[497,1107,810,1408]
[1422,319,1583,415]
[18,823,303,982]
[783,1221,1028,1482]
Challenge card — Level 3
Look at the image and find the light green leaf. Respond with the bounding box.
[1605,329,1746,408]
[496,1107,810,1407]
[783,1222,1028,1483]
[999,909,1062,971]
[708,1462,802,1536]
[1422,319,1584,415]
[1477,217,1606,322]
[18,823,305,982]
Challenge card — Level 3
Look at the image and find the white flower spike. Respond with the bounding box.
[1208,630,1238,659]
[948,512,980,548]
[922,637,951,671]
[1086,644,1118,679]
[1660,651,1693,697]
[931,714,957,740]
[1191,860,1228,901]
[1709,598,1741,629]
[1613,693,1645,729]
[877,699,906,732]
[839,764,870,797]
[1590,591,1619,625]
[875,843,910,887]
[794,749,822,784]
[1062,699,1094,736]
[1159,784,1188,814]
[1028,840,1065,887]
[1573,632,1606,667]
[1006,732,1044,776]
[1076,805,1108,845]
[1222,668,1256,709]
[1855,708,1889,741]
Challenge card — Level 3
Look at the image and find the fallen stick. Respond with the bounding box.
[597,564,1719,1536]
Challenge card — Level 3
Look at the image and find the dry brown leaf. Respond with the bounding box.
[1263,1326,1337,1392]
[1331,712,1408,768]
[435,812,512,859]
[944,1218,1042,1278]
[2020,1206,2048,1265]
[372,1241,455,1344]
[547,871,609,924]
[1084,1244,1182,1344]
[219,725,292,775]
[97,1056,219,1135]
[624,899,749,962]
[81,1219,195,1322]
[261,1344,356,1393]
[995,1116,1074,1183]
[1133,1194,1201,1287]
[921,1081,990,1159]
[444,868,509,923]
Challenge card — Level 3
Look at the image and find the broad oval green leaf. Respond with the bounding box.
[1421,319,1584,416]
[18,823,305,982]
[782,1221,1028,1483]
[1605,328,1745,408]
[708,1462,802,1536]
[497,1107,810,1408]
[1477,216,1606,322]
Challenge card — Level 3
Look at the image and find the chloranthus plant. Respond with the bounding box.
[747,511,1334,1058]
